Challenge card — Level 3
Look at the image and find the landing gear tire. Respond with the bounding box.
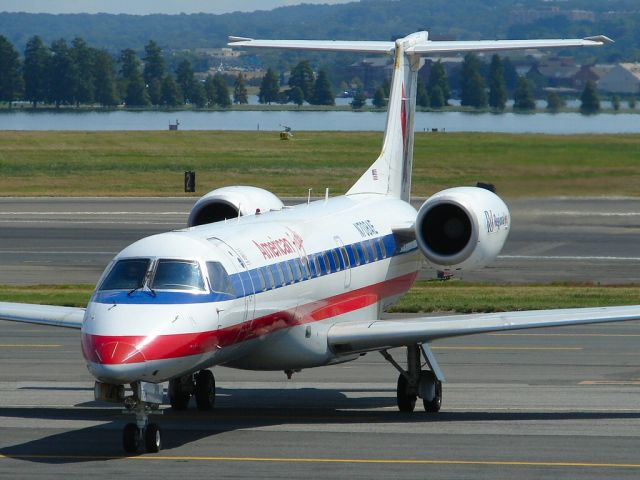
[169,378,191,410]
[420,370,442,413]
[396,373,417,412]
[195,369,215,411]
[123,423,140,454]
[145,423,162,453]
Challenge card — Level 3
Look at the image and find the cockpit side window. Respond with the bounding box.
[99,258,150,291]
[206,261,237,297]
[151,259,205,291]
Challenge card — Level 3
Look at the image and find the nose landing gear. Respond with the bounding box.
[122,381,164,454]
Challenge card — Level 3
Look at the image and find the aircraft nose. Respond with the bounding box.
[82,333,149,383]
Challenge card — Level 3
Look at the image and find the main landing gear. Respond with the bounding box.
[381,344,444,413]
[168,369,216,411]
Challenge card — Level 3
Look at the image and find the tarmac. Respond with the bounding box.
[0,196,639,479]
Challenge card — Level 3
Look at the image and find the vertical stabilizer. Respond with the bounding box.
[229,32,607,202]
[346,32,426,201]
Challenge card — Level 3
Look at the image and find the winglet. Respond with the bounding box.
[228,36,253,43]
[584,35,614,44]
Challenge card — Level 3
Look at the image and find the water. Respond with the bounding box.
[0,108,638,134]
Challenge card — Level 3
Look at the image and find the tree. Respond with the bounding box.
[513,76,535,111]
[502,57,519,94]
[351,88,366,109]
[488,55,507,111]
[0,36,22,106]
[176,59,195,103]
[416,77,429,107]
[630,97,637,109]
[119,49,149,107]
[460,53,487,108]
[372,86,386,108]
[427,61,450,106]
[611,95,620,111]
[143,40,165,106]
[288,86,304,106]
[546,91,564,112]
[289,60,315,103]
[580,80,600,115]
[204,75,218,106]
[161,74,181,106]
[48,39,77,108]
[311,69,334,105]
[430,85,446,109]
[70,37,94,106]
[259,67,279,104]
[93,49,119,106]
[23,36,51,107]
[233,73,248,104]
[212,73,231,107]
[143,41,164,84]
[191,81,207,108]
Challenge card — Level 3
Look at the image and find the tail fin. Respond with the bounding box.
[229,33,608,201]
[347,32,426,201]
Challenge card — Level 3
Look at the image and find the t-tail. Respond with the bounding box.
[229,32,611,202]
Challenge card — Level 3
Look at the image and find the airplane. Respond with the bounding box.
[2,31,639,455]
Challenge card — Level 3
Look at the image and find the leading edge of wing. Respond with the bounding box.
[328,305,640,354]
[0,302,85,329]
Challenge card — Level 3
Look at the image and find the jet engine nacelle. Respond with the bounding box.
[187,186,284,227]
[415,186,510,272]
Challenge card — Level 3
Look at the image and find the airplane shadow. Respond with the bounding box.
[2,385,640,464]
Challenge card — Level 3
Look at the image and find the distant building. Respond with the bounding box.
[597,63,640,94]
[573,64,615,90]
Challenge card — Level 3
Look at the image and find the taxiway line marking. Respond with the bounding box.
[2,454,640,468]
[490,333,640,337]
[499,255,640,262]
[432,346,582,351]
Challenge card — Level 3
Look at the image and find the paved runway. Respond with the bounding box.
[0,196,639,479]
[1,319,639,479]
[0,196,639,285]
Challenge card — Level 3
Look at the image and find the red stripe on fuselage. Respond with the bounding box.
[82,271,418,364]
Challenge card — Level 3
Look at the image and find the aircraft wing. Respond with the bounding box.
[0,302,85,329]
[328,305,640,355]
[228,36,394,54]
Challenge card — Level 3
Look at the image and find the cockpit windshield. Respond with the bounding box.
[99,258,150,291]
[151,259,205,291]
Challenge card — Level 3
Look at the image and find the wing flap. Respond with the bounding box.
[0,302,85,329]
[328,305,640,354]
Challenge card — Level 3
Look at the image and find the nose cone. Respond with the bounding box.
[82,333,149,383]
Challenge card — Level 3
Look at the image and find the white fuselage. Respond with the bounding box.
[81,194,420,385]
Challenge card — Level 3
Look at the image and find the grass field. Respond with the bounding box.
[0,131,638,197]
[1,282,638,312]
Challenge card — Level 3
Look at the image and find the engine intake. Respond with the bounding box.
[188,186,284,227]
[415,187,510,271]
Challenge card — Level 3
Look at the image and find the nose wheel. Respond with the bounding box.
[121,382,164,454]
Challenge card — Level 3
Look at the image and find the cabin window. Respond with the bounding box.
[323,252,332,273]
[270,264,282,287]
[379,238,387,258]
[314,255,322,276]
[152,259,206,291]
[368,239,379,261]
[351,245,361,266]
[256,268,267,292]
[340,247,350,269]
[360,243,370,263]
[292,259,303,281]
[331,249,341,271]
[99,258,150,291]
[264,266,275,290]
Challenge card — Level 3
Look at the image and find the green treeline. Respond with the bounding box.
[0,34,611,113]
[0,35,239,108]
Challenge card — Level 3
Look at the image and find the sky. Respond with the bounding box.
[0,0,358,15]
